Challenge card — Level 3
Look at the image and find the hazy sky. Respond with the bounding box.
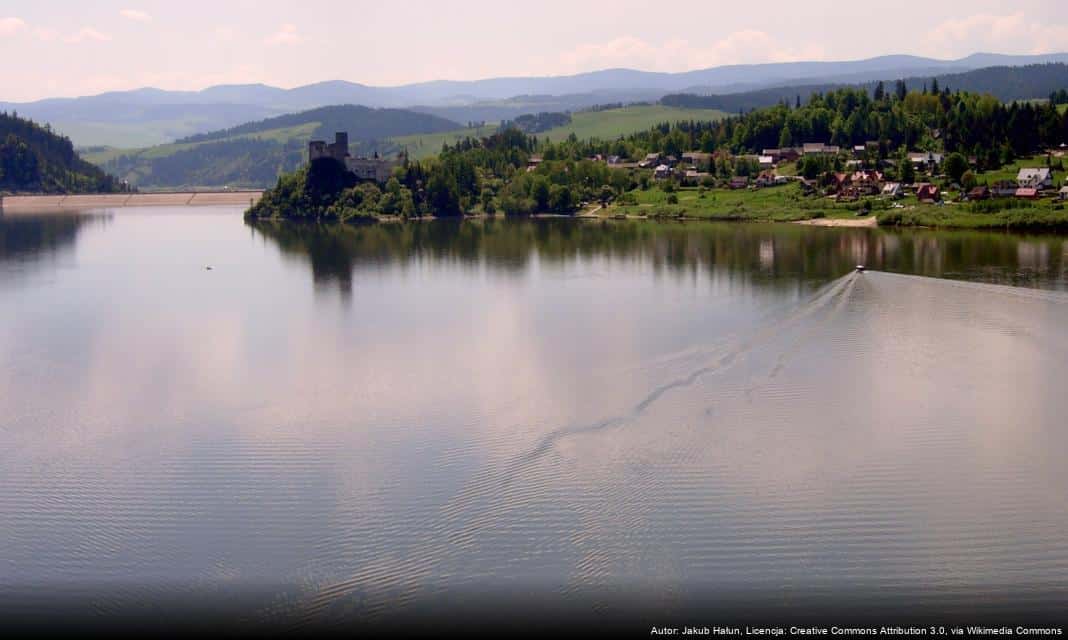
[2,0,1067,102]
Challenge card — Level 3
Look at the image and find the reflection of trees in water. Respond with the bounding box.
[0,211,112,263]
[245,218,1068,297]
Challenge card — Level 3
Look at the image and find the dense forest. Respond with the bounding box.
[0,112,122,193]
[623,85,1068,168]
[175,105,460,145]
[662,63,1068,113]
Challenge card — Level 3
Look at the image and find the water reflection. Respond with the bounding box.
[0,210,112,264]
[247,218,1068,297]
[3,209,1068,629]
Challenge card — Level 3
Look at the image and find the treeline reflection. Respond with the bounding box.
[0,211,112,264]
[247,218,1068,295]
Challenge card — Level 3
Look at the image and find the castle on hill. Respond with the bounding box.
[308,132,398,183]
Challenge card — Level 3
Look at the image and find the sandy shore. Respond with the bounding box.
[1,191,263,211]
[795,216,878,228]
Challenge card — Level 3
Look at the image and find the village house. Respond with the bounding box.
[653,164,673,180]
[992,180,1018,197]
[881,182,903,198]
[1017,167,1053,189]
[1015,187,1039,200]
[762,147,801,163]
[802,143,840,156]
[1060,186,1068,201]
[309,132,398,183]
[683,170,711,185]
[908,152,944,171]
[729,176,749,190]
[850,170,884,195]
[758,155,775,169]
[681,152,712,169]
[754,171,778,188]
[915,183,941,203]
[526,155,543,172]
[967,186,991,201]
[638,152,661,169]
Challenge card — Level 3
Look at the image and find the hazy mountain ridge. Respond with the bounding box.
[5,52,1067,147]
[663,63,1068,113]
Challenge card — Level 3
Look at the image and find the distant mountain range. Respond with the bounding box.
[662,63,1068,113]
[4,52,1067,147]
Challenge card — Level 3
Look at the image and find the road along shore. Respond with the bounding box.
[1,191,263,211]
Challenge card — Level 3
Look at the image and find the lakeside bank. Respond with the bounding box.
[0,191,264,212]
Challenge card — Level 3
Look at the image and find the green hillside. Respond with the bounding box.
[176,105,459,144]
[1,112,122,193]
[84,105,461,189]
[539,105,728,142]
[391,123,502,159]
[392,105,728,160]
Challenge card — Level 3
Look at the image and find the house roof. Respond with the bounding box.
[1016,187,1039,196]
[1060,186,1068,194]
[1017,167,1052,181]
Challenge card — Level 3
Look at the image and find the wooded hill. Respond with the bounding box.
[176,105,459,144]
[88,105,461,189]
[1,112,122,194]
[662,63,1068,113]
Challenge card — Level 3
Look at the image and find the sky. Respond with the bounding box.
[2,0,1067,102]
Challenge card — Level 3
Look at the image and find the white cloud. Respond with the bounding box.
[265,23,301,46]
[64,27,112,43]
[925,13,1068,57]
[119,9,153,23]
[553,31,827,75]
[0,16,27,36]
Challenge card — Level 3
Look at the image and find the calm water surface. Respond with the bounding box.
[2,207,1067,627]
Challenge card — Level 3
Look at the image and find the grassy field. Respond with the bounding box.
[602,180,1068,230]
[606,183,871,221]
[391,124,501,160]
[391,105,728,160]
[975,154,1062,185]
[878,204,1068,230]
[538,105,728,143]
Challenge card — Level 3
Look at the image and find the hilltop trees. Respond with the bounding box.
[0,112,122,193]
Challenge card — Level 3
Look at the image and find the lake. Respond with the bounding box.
[2,207,1067,632]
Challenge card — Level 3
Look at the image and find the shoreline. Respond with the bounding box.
[794,216,878,227]
[1,191,264,211]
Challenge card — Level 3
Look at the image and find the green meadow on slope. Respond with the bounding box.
[82,105,460,189]
[393,105,728,159]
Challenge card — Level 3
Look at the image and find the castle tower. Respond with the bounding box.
[331,132,350,161]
